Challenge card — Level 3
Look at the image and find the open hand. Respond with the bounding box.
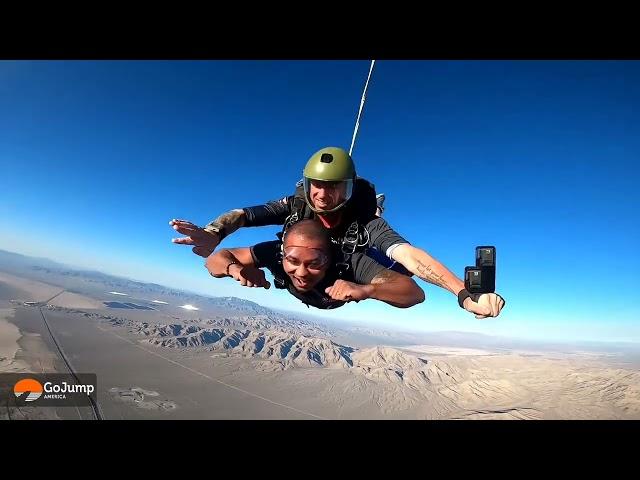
[169,219,221,257]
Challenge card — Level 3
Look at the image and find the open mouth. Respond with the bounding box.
[293,277,310,289]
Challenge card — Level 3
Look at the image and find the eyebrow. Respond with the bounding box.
[285,254,324,262]
[283,244,327,252]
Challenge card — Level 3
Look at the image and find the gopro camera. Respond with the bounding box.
[464,246,496,294]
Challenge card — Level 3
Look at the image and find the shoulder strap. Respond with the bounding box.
[282,182,311,236]
[272,241,290,289]
[351,176,378,223]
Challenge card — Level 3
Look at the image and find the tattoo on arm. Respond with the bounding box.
[210,209,246,233]
[415,261,448,289]
[371,269,398,284]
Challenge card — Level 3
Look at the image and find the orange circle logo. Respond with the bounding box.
[14,378,44,402]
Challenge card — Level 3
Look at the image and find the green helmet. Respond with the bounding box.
[302,147,356,214]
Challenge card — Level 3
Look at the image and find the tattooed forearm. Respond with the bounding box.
[391,244,463,296]
[206,209,246,237]
[415,260,448,289]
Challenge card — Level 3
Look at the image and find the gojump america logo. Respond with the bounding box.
[14,378,44,402]
[13,377,95,401]
[2,373,97,406]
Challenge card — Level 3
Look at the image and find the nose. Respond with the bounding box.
[295,264,310,277]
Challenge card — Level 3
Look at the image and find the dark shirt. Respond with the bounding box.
[250,240,388,310]
[243,200,409,257]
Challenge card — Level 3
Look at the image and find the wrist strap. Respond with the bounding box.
[457,289,480,308]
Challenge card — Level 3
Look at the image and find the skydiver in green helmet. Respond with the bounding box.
[170,146,505,318]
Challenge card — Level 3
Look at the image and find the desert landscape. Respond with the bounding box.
[1,249,639,420]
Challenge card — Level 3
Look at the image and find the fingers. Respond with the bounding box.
[484,293,506,317]
[326,280,346,293]
[235,277,248,287]
[232,275,266,289]
[170,220,205,239]
[246,271,269,289]
[171,219,219,254]
[171,221,198,232]
[227,267,271,290]
[170,219,197,228]
[240,278,269,289]
[324,286,337,299]
[471,294,506,319]
[464,297,491,316]
[324,283,352,301]
[325,284,340,296]
[482,295,497,317]
[250,271,269,289]
[496,295,506,313]
[172,237,195,245]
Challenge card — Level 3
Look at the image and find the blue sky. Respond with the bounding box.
[1,60,638,343]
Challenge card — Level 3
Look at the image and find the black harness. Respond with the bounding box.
[273,177,378,293]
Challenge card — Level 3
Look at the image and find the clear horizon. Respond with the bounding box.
[2,245,639,349]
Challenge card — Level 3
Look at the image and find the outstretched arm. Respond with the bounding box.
[391,244,462,295]
[325,269,425,308]
[170,197,292,257]
[390,244,505,318]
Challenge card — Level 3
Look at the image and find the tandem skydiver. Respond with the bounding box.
[171,146,505,318]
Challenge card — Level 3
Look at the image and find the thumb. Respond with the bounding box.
[466,298,491,316]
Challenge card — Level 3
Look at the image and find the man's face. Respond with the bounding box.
[282,233,330,292]
[309,179,348,211]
